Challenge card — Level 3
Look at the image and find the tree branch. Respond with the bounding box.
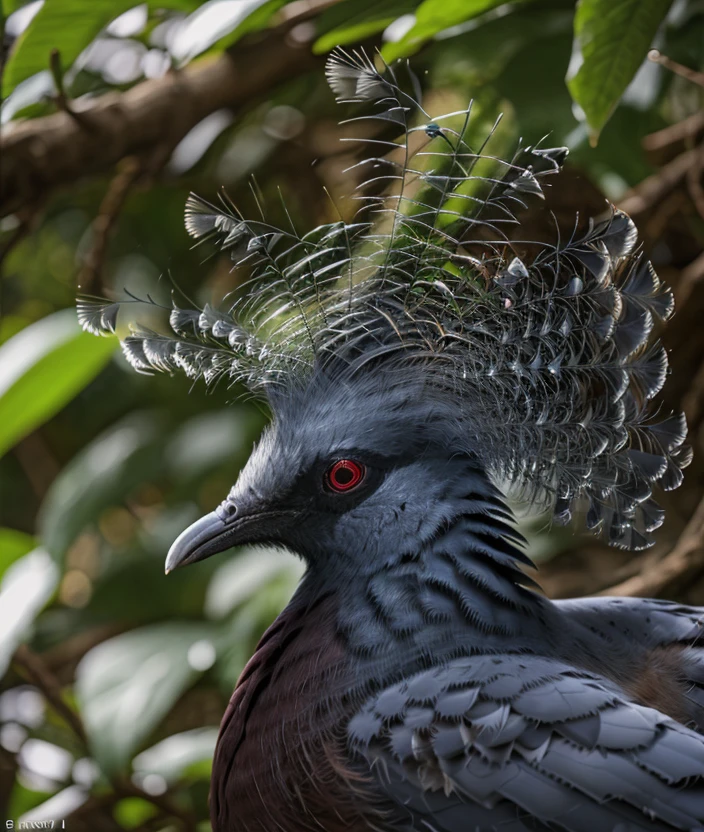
[599,495,704,598]
[13,644,88,745]
[12,643,198,830]
[0,26,320,219]
[617,148,698,218]
[78,156,143,293]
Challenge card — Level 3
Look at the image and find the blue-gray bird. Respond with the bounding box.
[79,49,704,832]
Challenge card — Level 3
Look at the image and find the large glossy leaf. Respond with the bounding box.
[76,622,219,774]
[314,0,420,54]
[0,548,59,676]
[0,309,115,459]
[2,0,200,96]
[382,0,524,61]
[38,411,166,563]
[566,0,674,141]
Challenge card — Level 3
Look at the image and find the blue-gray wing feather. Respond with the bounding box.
[349,653,704,831]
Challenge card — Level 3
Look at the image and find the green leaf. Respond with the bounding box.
[0,549,59,676]
[2,0,199,96]
[113,799,158,830]
[382,0,525,61]
[38,412,165,563]
[2,0,31,15]
[314,0,420,54]
[0,527,36,580]
[0,309,116,460]
[566,0,674,142]
[76,622,218,773]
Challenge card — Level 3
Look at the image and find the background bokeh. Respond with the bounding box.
[1,1,703,829]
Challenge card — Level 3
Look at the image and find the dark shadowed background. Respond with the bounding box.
[0,0,703,829]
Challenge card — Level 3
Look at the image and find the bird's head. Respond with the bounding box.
[165,363,483,575]
[79,49,689,572]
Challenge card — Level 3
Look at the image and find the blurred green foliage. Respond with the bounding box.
[0,0,702,829]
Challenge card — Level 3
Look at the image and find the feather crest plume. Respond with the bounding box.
[78,48,689,550]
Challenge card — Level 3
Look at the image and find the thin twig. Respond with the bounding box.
[12,431,61,501]
[648,49,704,88]
[12,644,88,745]
[686,142,704,222]
[599,495,704,597]
[49,49,95,131]
[78,157,142,294]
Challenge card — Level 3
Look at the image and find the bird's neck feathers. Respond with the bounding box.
[299,465,555,680]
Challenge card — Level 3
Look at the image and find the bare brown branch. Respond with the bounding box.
[617,148,698,218]
[642,111,704,162]
[0,26,320,219]
[648,50,704,88]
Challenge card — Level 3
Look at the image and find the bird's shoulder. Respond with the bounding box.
[555,595,704,647]
[348,651,704,831]
[557,595,704,727]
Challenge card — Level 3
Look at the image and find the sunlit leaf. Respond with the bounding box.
[38,412,165,563]
[7,781,54,823]
[382,0,524,61]
[2,0,200,96]
[0,548,59,676]
[0,308,115,459]
[169,0,287,63]
[314,0,420,54]
[18,786,88,826]
[566,0,674,141]
[76,622,219,774]
[133,727,218,782]
[205,546,303,619]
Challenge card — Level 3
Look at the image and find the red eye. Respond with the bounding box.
[326,459,366,493]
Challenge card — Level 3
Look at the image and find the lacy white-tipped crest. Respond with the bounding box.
[78,47,690,550]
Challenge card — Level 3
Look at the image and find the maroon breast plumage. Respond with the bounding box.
[209,592,387,832]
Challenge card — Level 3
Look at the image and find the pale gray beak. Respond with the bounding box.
[165,511,237,574]
[165,503,293,573]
